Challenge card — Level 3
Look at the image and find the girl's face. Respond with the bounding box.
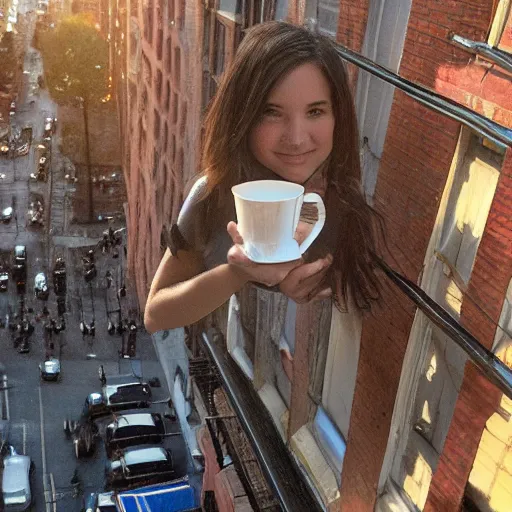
[248,62,335,184]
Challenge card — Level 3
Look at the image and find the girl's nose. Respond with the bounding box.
[281,118,306,148]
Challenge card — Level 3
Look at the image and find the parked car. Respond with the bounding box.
[83,377,151,420]
[105,412,166,457]
[0,270,9,291]
[104,445,174,490]
[2,445,34,511]
[39,357,61,381]
[2,206,13,223]
[15,143,29,156]
[0,138,9,155]
[11,245,27,282]
[83,376,152,419]
[27,201,44,226]
[34,272,49,300]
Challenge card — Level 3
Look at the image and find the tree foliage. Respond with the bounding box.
[36,14,110,105]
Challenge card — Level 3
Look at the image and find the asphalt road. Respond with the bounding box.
[0,5,191,511]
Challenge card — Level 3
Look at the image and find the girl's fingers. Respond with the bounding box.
[227,245,252,267]
[227,221,244,245]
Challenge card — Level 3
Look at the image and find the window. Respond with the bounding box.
[142,52,152,87]
[275,0,288,20]
[177,148,184,173]
[377,131,504,510]
[156,69,162,102]
[219,0,242,13]
[213,19,226,76]
[355,0,412,201]
[173,46,181,87]
[168,0,175,24]
[165,81,170,112]
[203,7,211,62]
[129,19,141,75]
[172,92,178,124]
[144,0,154,44]
[466,278,512,509]
[163,122,168,152]
[171,134,176,162]
[488,0,511,48]
[165,37,172,72]
[152,149,159,179]
[153,109,161,139]
[317,0,340,37]
[156,28,163,60]
[180,101,187,137]
[177,0,185,29]
[244,0,275,26]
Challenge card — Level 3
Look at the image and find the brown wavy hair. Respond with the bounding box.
[200,21,383,310]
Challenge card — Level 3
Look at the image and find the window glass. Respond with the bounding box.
[219,0,242,14]
[275,0,289,20]
[317,0,340,37]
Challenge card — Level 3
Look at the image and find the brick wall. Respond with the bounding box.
[121,0,204,308]
[339,1,510,510]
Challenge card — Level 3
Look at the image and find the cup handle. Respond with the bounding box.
[298,193,326,255]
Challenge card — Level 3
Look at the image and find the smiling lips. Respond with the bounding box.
[275,149,315,165]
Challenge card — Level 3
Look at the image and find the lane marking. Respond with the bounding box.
[23,421,26,455]
[50,473,57,512]
[38,386,51,512]
[2,375,9,420]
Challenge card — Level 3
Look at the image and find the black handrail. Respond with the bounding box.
[201,330,324,512]
[377,259,512,400]
[334,43,512,147]
[449,33,512,75]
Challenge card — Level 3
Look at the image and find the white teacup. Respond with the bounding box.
[232,180,326,264]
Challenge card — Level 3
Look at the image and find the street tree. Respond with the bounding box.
[36,14,110,222]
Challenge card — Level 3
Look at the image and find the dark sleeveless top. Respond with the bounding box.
[167,165,332,270]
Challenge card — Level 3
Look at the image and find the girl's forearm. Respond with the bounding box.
[145,264,248,332]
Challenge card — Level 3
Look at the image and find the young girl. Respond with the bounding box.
[145,22,381,333]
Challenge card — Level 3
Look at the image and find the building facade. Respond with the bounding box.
[114,1,512,511]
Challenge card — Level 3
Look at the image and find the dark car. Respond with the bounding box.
[34,272,49,300]
[104,445,174,490]
[105,412,165,457]
[39,358,61,381]
[83,377,152,419]
[12,246,27,282]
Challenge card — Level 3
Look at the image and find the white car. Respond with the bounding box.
[2,446,33,511]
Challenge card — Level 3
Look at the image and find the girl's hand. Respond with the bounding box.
[278,254,332,303]
[227,222,303,287]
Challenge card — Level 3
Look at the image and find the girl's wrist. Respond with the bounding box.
[227,263,250,288]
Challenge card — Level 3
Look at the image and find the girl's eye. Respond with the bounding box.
[262,108,281,118]
[308,108,325,117]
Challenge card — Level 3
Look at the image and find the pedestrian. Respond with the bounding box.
[144,22,383,333]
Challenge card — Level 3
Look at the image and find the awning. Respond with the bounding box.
[116,479,198,512]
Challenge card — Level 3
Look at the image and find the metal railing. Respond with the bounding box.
[334,43,512,147]
[449,33,512,75]
[333,39,512,398]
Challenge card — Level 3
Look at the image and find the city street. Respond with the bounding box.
[0,3,192,511]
